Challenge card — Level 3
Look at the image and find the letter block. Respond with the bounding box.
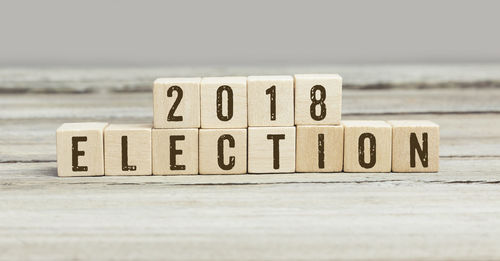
[296,125,344,172]
[248,127,296,173]
[343,121,392,172]
[199,129,247,174]
[388,120,439,172]
[200,77,247,129]
[152,128,199,175]
[294,74,342,125]
[247,75,294,127]
[104,124,152,176]
[56,122,108,177]
[154,77,201,129]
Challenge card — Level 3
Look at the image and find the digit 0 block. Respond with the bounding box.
[56,122,108,177]
[200,77,247,128]
[247,75,294,126]
[199,129,247,174]
[248,127,296,173]
[153,77,201,128]
[104,124,152,176]
[294,74,342,125]
[388,120,439,172]
[152,128,199,175]
[343,121,392,172]
[296,125,344,172]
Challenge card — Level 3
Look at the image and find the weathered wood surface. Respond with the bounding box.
[0,67,500,260]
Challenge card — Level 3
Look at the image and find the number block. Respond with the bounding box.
[343,121,392,172]
[248,127,296,173]
[200,77,247,129]
[296,125,344,172]
[247,75,294,127]
[56,122,108,177]
[152,128,199,175]
[104,124,152,176]
[294,74,342,125]
[199,129,247,175]
[153,77,201,128]
[388,120,439,172]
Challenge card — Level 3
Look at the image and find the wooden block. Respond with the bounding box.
[296,125,344,172]
[388,120,440,172]
[104,124,152,176]
[56,122,108,177]
[294,74,342,125]
[247,75,294,126]
[199,129,247,174]
[153,77,201,128]
[152,128,198,175]
[248,127,296,173]
[200,77,247,128]
[343,121,392,172]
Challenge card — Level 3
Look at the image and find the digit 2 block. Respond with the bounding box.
[152,128,199,175]
[296,125,344,172]
[56,122,108,177]
[388,120,439,172]
[199,129,247,174]
[247,75,294,126]
[294,74,342,125]
[200,77,247,129]
[154,77,201,128]
[248,127,296,173]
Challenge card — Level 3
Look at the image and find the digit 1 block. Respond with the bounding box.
[343,121,392,172]
[294,74,342,125]
[296,125,344,172]
[56,122,108,177]
[199,129,247,174]
[104,124,152,176]
[153,77,201,128]
[247,75,294,127]
[200,77,247,129]
[152,128,199,175]
[388,120,440,172]
[248,127,296,173]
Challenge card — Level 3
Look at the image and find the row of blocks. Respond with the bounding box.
[56,120,439,177]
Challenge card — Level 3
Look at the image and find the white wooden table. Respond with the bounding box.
[1,66,499,260]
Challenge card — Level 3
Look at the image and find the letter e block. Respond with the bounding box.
[296,125,344,172]
[152,128,199,175]
[248,127,296,173]
[199,129,247,174]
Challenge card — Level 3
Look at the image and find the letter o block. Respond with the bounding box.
[248,127,296,173]
[199,129,247,175]
[152,128,199,175]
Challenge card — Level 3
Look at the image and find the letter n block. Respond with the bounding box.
[56,122,108,177]
[152,129,199,175]
[199,129,247,174]
[296,125,344,172]
[343,121,392,172]
[388,120,439,172]
[248,127,296,173]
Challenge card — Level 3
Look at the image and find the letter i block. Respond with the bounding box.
[56,122,108,177]
[152,129,199,175]
[296,126,344,172]
[343,121,392,172]
[388,120,439,172]
[200,77,247,129]
[248,127,296,173]
[199,129,247,174]
[294,74,342,125]
[104,124,152,176]
[154,78,201,128]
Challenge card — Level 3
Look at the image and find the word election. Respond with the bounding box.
[56,74,439,177]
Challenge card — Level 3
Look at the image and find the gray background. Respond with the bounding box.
[1,0,499,66]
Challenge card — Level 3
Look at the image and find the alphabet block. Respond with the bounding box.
[199,129,247,174]
[248,127,296,173]
[294,74,342,125]
[153,77,201,128]
[200,77,247,128]
[343,121,392,172]
[104,124,152,176]
[56,122,108,177]
[247,75,294,126]
[152,128,199,175]
[296,125,344,172]
[388,120,439,172]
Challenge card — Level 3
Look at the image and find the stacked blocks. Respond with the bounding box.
[56,74,440,176]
